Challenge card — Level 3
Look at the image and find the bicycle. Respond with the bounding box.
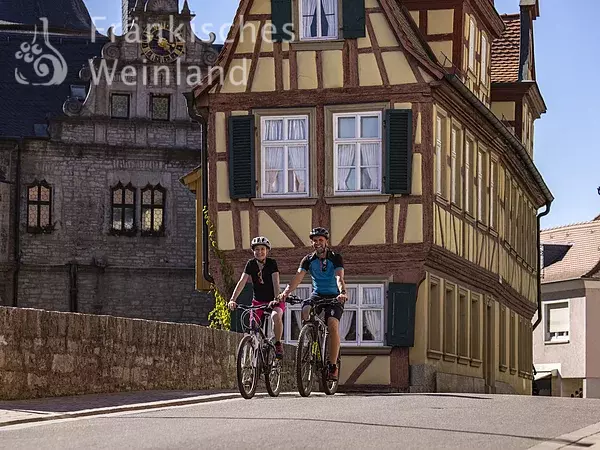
[286,294,343,397]
[234,302,282,399]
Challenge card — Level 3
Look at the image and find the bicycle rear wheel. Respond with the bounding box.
[295,324,317,397]
[236,335,258,399]
[322,333,341,395]
[264,344,282,397]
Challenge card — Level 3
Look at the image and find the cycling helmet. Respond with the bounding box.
[309,227,329,240]
[251,236,271,250]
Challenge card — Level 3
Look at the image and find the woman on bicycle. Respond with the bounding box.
[228,236,285,359]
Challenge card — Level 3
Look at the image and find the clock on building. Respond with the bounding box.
[140,23,185,63]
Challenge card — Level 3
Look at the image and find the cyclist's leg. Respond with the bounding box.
[301,294,319,321]
[271,301,285,358]
[324,303,344,379]
[250,299,265,330]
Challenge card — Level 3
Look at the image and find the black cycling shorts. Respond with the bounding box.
[302,293,344,321]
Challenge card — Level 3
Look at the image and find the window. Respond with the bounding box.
[450,126,462,207]
[428,276,442,357]
[151,94,170,121]
[509,311,516,373]
[480,34,488,85]
[458,289,469,362]
[544,300,569,343]
[261,115,309,197]
[334,112,382,194]
[490,159,497,229]
[499,306,507,371]
[300,0,338,40]
[141,184,166,236]
[470,293,481,364]
[468,17,476,71]
[443,283,456,360]
[111,93,130,119]
[111,182,136,235]
[278,284,385,346]
[476,148,488,224]
[27,180,52,233]
[464,137,474,215]
[435,112,448,198]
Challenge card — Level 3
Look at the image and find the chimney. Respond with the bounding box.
[122,0,137,32]
[520,0,540,20]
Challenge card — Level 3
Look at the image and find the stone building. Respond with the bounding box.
[0,0,221,325]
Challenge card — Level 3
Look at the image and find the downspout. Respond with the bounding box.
[183,92,214,285]
[68,261,78,312]
[8,139,23,308]
[532,201,551,331]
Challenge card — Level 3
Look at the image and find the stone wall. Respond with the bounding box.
[0,306,297,400]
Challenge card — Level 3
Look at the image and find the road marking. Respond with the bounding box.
[528,421,600,449]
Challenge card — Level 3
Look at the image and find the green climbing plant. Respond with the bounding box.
[203,206,235,330]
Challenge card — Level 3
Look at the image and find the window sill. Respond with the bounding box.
[510,368,517,375]
[252,197,318,207]
[499,364,508,372]
[458,356,470,365]
[443,353,457,363]
[465,213,476,224]
[470,358,482,368]
[476,221,488,232]
[435,194,450,206]
[544,339,569,345]
[291,40,345,51]
[325,194,390,205]
[450,203,463,215]
[427,349,443,360]
[340,346,391,356]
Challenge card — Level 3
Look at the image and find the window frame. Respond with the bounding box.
[110,182,136,236]
[480,32,489,85]
[26,179,53,234]
[468,17,476,72]
[299,0,339,41]
[150,94,171,121]
[259,114,310,198]
[110,93,130,119]
[544,299,570,344]
[141,183,166,237]
[333,111,383,195]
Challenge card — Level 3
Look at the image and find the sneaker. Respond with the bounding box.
[275,341,284,359]
[328,363,338,381]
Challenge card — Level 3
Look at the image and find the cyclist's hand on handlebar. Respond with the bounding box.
[268,299,279,309]
[337,293,348,304]
[228,300,238,310]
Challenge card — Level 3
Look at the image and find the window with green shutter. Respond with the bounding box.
[271,0,293,41]
[342,0,366,39]
[384,109,413,195]
[228,115,256,199]
[386,283,417,347]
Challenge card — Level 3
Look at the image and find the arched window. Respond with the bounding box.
[141,183,166,236]
[111,182,136,235]
[26,179,53,233]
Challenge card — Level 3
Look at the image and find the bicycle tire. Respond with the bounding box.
[295,324,316,397]
[236,335,258,399]
[264,344,282,397]
[322,332,341,395]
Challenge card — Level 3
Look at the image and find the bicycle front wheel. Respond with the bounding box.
[296,324,317,397]
[236,335,258,399]
[264,344,282,397]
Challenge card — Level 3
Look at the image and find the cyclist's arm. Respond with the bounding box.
[281,269,306,297]
[335,268,347,293]
[272,271,281,296]
[230,273,250,302]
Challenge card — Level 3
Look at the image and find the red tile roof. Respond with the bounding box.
[491,14,521,83]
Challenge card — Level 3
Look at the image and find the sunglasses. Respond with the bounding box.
[321,259,328,272]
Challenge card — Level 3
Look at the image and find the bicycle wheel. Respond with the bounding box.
[236,335,258,399]
[296,324,317,397]
[264,344,282,397]
[322,333,341,395]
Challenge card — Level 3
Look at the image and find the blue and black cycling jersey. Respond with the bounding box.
[299,250,344,296]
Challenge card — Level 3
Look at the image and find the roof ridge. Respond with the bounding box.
[541,219,600,232]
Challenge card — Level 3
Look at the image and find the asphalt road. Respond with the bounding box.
[3,392,600,449]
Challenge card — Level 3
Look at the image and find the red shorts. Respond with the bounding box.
[250,299,285,326]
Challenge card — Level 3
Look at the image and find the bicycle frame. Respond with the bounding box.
[238,304,276,374]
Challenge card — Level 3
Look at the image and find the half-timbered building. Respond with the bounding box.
[183,0,553,394]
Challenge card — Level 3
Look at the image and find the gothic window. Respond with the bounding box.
[111,182,136,235]
[111,93,130,119]
[151,94,170,121]
[141,184,166,236]
[27,180,52,233]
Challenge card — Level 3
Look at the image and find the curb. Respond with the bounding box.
[0,392,245,428]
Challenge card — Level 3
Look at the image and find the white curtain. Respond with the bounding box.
[302,0,318,38]
[288,118,306,140]
[360,144,380,190]
[363,288,382,342]
[288,146,306,193]
[321,0,336,37]
[337,144,355,191]
[265,147,284,193]
[264,119,283,141]
[339,310,354,342]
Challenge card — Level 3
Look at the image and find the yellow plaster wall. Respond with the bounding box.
[427,9,454,35]
[382,52,417,85]
[412,153,422,195]
[258,210,294,248]
[415,111,422,145]
[217,211,235,251]
[338,356,365,384]
[260,22,274,52]
[404,204,423,243]
[215,112,226,153]
[241,210,250,249]
[216,161,230,203]
[282,59,290,90]
[393,204,400,244]
[297,51,318,89]
[357,34,372,49]
[356,356,391,385]
[252,57,276,92]
[358,53,383,86]
[409,10,419,25]
[235,21,259,54]
[277,208,312,247]
[221,59,251,93]
[351,205,385,245]
[330,206,366,246]
[365,0,378,7]
[249,0,270,14]
[429,41,453,67]
[370,13,398,47]
[491,101,516,121]
[322,50,343,89]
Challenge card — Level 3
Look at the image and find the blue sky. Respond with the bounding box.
[83,0,598,230]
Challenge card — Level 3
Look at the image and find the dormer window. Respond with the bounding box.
[300,0,338,40]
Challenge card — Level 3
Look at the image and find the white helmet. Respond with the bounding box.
[251,236,271,250]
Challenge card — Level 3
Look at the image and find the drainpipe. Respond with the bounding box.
[183,92,214,285]
[532,201,551,331]
[68,261,78,312]
[12,139,21,307]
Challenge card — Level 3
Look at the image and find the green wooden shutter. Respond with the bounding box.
[386,283,417,347]
[228,115,256,199]
[342,0,366,38]
[271,0,293,41]
[385,109,413,194]
[230,283,254,332]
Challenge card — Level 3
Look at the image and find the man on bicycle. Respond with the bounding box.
[228,236,285,359]
[279,227,347,381]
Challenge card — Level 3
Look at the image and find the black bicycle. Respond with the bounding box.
[287,295,343,397]
[234,302,282,399]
